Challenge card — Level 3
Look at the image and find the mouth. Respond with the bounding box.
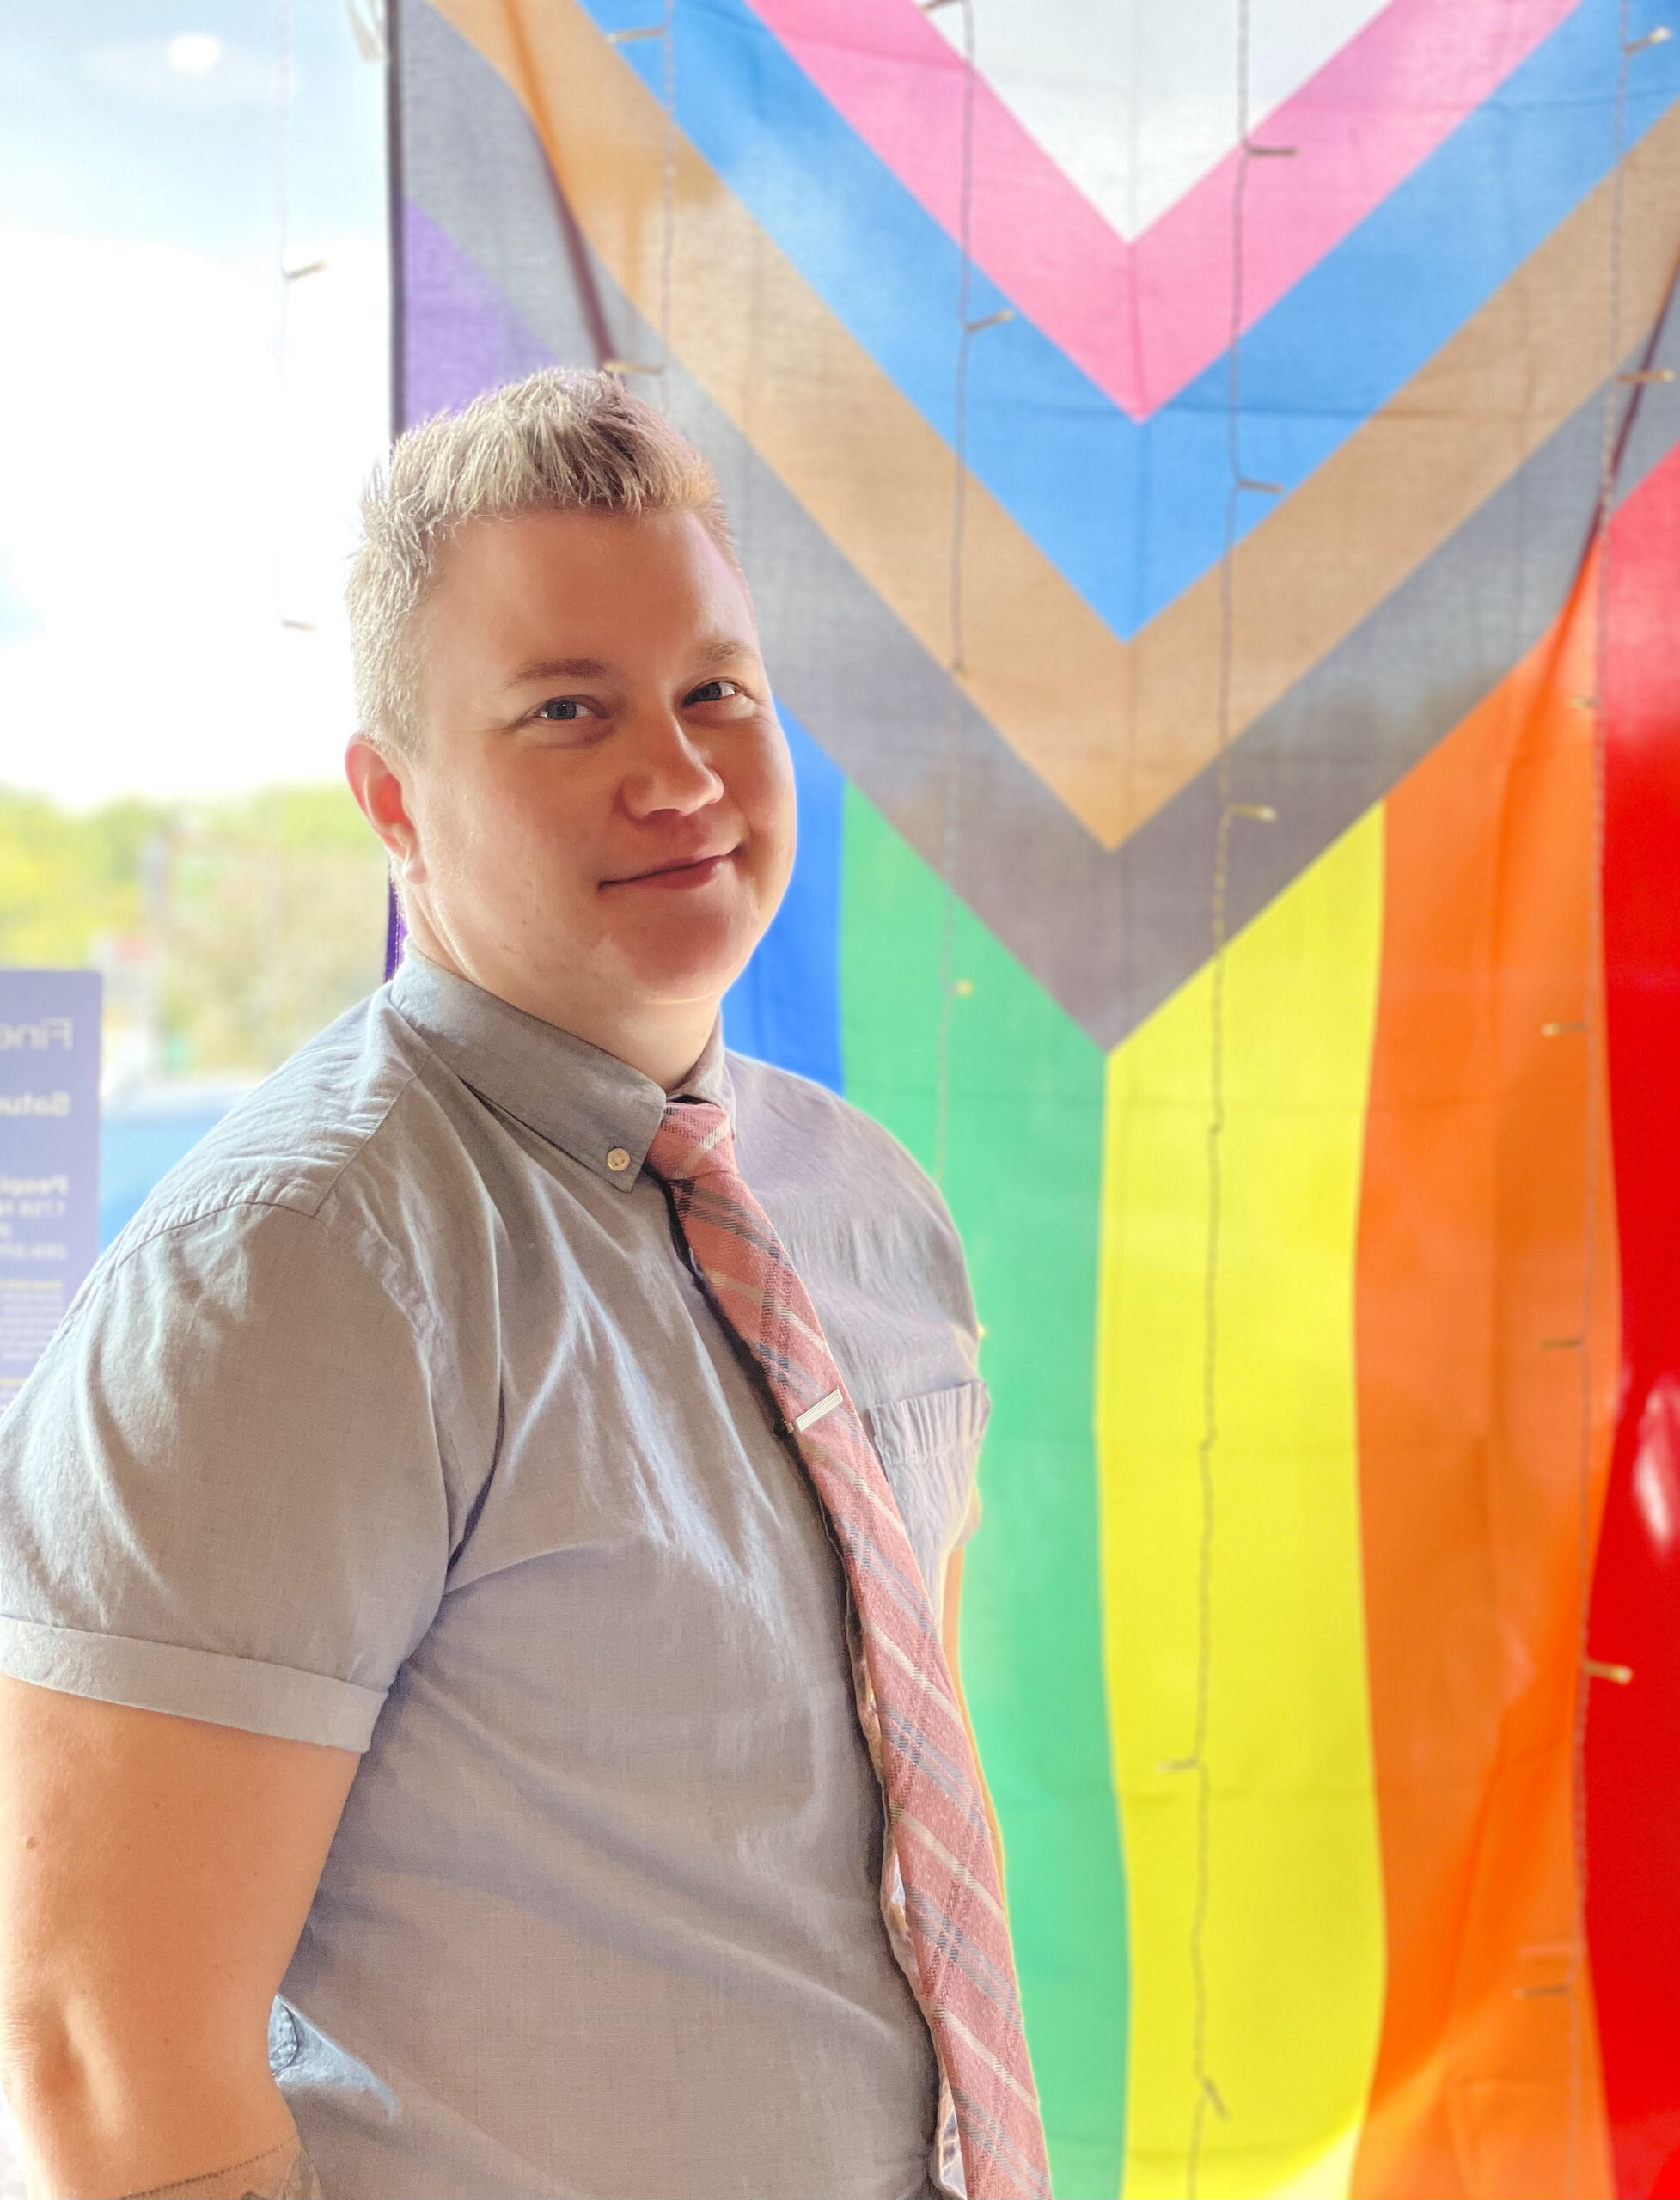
[600,847,738,891]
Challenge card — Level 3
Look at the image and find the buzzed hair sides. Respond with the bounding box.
[348,369,734,752]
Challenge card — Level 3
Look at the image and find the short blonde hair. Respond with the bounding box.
[347,368,732,750]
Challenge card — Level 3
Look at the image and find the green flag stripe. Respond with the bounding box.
[840,786,1129,2200]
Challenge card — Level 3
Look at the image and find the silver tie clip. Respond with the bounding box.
[783,1387,843,1438]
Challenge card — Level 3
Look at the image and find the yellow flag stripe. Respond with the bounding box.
[1097,810,1387,2197]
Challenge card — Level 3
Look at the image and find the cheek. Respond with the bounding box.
[417,768,602,935]
[735,730,798,868]
[459,763,593,881]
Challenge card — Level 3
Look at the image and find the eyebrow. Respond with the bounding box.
[503,637,754,690]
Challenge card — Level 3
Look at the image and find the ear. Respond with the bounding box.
[345,735,425,878]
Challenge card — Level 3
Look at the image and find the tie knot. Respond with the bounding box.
[646,1099,737,1183]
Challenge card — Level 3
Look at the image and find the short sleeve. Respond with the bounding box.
[0,1201,450,1751]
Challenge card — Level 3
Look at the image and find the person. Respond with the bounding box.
[0,370,1048,2200]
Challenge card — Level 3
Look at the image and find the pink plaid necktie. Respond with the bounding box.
[646,1099,1051,2200]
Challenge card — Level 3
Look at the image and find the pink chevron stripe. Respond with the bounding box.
[744,0,1579,419]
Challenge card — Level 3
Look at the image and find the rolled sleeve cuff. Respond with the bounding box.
[0,1616,384,1751]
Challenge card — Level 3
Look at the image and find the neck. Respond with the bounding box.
[402,914,718,1091]
[563,999,719,1093]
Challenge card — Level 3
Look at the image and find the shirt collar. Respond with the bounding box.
[388,950,731,1192]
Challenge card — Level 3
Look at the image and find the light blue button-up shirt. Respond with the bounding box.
[0,955,989,2199]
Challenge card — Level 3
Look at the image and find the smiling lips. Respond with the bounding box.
[601,848,737,891]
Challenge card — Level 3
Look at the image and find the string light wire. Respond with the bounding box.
[659,0,676,398]
[605,3,677,407]
[277,0,296,633]
[277,0,333,632]
[1184,2,1295,2185]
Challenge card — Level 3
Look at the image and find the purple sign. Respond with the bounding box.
[0,970,101,1410]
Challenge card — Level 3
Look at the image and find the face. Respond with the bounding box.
[347,506,796,1080]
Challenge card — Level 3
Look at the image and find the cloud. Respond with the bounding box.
[0,230,388,807]
[82,36,284,108]
[0,553,42,648]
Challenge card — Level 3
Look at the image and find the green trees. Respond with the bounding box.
[0,785,389,1084]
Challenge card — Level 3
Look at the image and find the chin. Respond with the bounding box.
[612,918,755,1005]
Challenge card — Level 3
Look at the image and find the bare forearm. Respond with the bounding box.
[0,1684,356,2200]
[5,2051,309,2200]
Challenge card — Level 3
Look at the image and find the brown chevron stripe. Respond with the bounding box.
[399,0,1680,1048]
[430,0,1680,849]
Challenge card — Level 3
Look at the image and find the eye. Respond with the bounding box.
[533,697,590,722]
[686,679,742,705]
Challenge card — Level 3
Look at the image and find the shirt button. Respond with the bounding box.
[606,1147,632,1174]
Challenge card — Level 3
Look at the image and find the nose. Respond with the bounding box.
[620,709,725,821]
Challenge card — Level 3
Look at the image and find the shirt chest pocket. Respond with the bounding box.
[858,1378,991,1608]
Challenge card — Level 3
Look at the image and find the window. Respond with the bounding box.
[0,5,391,1248]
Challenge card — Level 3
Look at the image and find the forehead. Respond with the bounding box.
[425,506,754,661]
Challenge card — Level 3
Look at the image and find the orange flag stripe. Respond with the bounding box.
[1351,559,1621,2197]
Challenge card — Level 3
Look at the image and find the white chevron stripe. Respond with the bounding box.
[922,0,1387,240]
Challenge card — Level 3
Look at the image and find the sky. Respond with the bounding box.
[0,0,1380,811]
[0,2,388,808]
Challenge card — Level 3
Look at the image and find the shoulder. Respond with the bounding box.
[726,1051,953,1238]
[101,990,479,1290]
[725,1051,976,1351]
[11,993,501,1548]
[726,1057,985,1577]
